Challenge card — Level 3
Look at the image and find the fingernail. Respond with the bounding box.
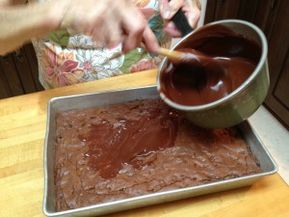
[164,10,171,19]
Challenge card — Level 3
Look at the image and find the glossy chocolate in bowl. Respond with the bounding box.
[160,25,262,106]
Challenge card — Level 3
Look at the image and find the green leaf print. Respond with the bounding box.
[149,15,166,44]
[48,29,70,47]
[120,49,149,73]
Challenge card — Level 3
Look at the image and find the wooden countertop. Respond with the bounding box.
[1,70,288,217]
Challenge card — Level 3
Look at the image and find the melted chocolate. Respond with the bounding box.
[80,103,179,178]
[160,25,261,106]
[54,99,261,211]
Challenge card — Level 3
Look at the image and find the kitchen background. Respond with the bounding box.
[0,0,288,129]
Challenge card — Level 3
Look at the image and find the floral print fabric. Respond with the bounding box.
[32,0,171,88]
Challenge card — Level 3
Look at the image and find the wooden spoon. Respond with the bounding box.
[105,47,204,66]
[157,47,204,66]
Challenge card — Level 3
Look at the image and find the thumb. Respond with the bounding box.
[160,0,184,20]
[142,26,160,53]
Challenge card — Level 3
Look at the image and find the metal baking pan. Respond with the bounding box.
[43,85,278,217]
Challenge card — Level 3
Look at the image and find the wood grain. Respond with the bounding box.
[0,70,288,217]
[0,44,43,100]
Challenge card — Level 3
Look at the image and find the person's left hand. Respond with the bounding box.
[159,0,201,37]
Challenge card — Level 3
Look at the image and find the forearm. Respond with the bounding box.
[0,1,66,55]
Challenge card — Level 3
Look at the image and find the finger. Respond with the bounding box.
[183,0,201,28]
[163,22,182,37]
[122,11,146,52]
[106,20,123,49]
[91,26,106,47]
[83,11,105,37]
[186,0,201,10]
[122,23,145,52]
[66,1,106,35]
[159,0,171,19]
[166,0,184,19]
[187,8,200,28]
[142,26,160,53]
[89,8,119,48]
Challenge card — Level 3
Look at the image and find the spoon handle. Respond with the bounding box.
[105,47,186,64]
[157,47,186,61]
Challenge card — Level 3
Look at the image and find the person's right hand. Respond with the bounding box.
[57,0,159,53]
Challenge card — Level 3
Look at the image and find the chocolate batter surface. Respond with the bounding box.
[54,99,261,211]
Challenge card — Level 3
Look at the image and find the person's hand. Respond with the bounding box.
[159,0,201,37]
[58,0,159,52]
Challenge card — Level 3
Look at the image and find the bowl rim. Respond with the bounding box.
[157,19,268,111]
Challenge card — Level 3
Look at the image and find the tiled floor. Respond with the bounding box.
[249,106,289,185]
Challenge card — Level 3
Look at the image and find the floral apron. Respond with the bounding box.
[32,0,171,88]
